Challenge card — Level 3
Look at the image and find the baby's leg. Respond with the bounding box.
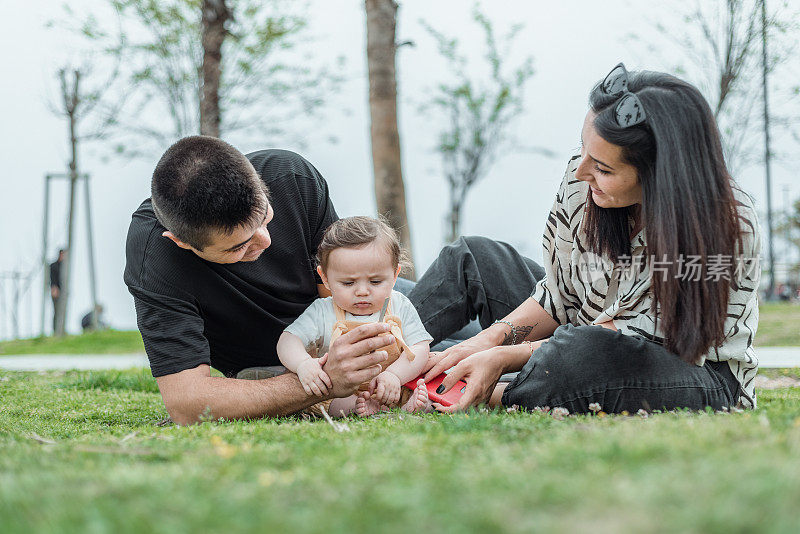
[328,395,358,418]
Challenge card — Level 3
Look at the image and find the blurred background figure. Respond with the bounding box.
[777,283,792,302]
[81,304,107,332]
[49,249,65,333]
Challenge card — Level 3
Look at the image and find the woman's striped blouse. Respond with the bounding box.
[531,152,761,408]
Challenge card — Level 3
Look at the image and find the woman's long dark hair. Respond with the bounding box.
[584,71,742,365]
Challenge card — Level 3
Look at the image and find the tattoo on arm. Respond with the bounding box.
[499,322,540,345]
[501,330,514,346]
[514,324,536,343]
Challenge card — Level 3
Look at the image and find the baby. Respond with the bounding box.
[277,216,431,417]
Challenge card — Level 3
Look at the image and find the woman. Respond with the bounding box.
[408,64,760,414]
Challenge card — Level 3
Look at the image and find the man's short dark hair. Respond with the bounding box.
[151,136,268,250]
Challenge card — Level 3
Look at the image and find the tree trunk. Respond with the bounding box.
[365,0,415,279]
[200,0,230,137]
[447,197,461,245]
[56,69,81,337]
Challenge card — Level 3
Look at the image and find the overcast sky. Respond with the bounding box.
[1,0,797,339]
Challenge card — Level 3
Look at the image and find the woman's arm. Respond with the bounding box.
[499,297,562,343]
[433,339,550,412]
[424,296,560,381]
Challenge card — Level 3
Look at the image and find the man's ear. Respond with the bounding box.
[161,231,193,251]
[317,266,330,290]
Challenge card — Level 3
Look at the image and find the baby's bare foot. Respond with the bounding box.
[355,392,369,417]
[356,391,383,417]
[402,379,430,413]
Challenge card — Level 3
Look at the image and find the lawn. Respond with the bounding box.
[0,329,144,355]
[757,301,800,346]
[1,369,799,533]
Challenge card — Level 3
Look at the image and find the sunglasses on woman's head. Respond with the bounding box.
[601,63,647,128]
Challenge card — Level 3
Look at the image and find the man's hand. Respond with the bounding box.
[50,287,59,299]
[322,322,395,398]
[371,371,401,406]
[296,358,332,396]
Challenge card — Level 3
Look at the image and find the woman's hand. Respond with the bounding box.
[432,346,509,413]
[423,335,498,382]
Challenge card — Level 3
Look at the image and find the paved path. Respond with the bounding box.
[752,347,800,368]
[0,353,148,371]
[1,347,799,371]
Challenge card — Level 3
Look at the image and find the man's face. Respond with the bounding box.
[166,200,274,264]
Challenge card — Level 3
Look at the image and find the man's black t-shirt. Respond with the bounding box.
[124,149,338,377]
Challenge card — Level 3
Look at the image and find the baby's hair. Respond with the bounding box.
[317,216,409,272]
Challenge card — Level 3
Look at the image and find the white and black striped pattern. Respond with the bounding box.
[531,152,761,408]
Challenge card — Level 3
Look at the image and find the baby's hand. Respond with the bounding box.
[372,371,401,406]
[297,358,332,396]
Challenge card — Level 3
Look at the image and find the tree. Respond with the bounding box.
[53,0,343,155]
[53,69,82,337]
[47,62,116,336]
[633,0,799,174]
[365,0,414,278]
[200,0,230,137]
[420,8,534,243]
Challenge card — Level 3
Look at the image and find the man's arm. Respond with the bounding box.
[155,322,396,425]
[156,364,340,424]
[157,365,321,424]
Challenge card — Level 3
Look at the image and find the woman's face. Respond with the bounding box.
[575,111,642,209]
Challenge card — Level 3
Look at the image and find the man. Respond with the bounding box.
[125,136,394,425]
[49,249,65,333]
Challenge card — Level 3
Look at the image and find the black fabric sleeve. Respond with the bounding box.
[309,178,338,249]
[304,172,338,284]
[129,285,211,378]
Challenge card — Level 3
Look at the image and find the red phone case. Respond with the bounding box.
[403,373,467,407]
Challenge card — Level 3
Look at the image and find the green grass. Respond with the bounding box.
[0,330,144,355]
[1,369,800,533]
[756,301,800,346]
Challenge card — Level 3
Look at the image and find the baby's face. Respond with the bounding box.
[320,241,400,316]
